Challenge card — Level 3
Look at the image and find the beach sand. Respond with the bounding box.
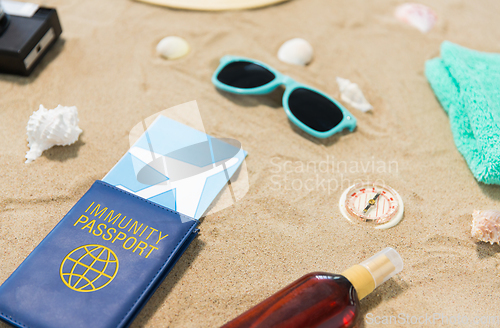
[1,0,500,327]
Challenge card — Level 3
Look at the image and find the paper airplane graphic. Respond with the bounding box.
[103,115,247,221]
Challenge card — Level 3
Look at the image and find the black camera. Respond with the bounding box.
[0,1,62,76]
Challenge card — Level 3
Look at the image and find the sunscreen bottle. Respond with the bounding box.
[221,248,403,328]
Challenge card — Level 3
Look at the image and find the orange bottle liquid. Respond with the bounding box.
[221,248,403,328]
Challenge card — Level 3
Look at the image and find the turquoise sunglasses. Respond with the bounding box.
[212,55,357,139]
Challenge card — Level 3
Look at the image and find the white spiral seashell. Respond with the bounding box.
[277,38,313,66]
[395,3,437,33]
[336,77,373,112]
[156,36,190,60]
[471,210,500,245]
[25,105,83,163]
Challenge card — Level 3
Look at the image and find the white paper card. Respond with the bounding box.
[2,0,39,18]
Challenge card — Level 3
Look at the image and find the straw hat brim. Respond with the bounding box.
[136,0,289,11]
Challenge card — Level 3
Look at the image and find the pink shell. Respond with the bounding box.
[471,210,500,245]
[395,3,437,33]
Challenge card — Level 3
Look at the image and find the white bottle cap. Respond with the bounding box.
[359,247,403,288]
[342,247,403,299]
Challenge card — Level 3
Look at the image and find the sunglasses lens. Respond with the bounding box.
[288,88,344,132]
[217,61,275,89]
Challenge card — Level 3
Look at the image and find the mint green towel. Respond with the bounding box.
[426,41,500,185]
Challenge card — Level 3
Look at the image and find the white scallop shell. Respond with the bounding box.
[395,3,437,33]
[25,105,83,163]
[277,38,313,66]
[336,77,373,112]
[471,210,500,245]
[156,36,190,60]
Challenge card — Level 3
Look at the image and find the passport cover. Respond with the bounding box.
[0,180,199,328]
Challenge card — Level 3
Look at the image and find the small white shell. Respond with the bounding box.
[156,36,190,60]
[277,38,313,66]
[25,105,82,163]
[471,210,500,245]
[336,77,373,112]
[395,3,437,33]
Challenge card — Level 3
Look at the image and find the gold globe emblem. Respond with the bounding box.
[60,244,119,292]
